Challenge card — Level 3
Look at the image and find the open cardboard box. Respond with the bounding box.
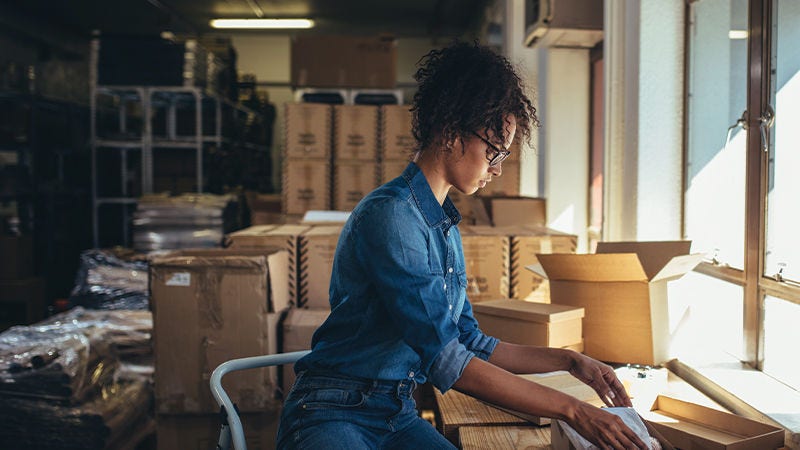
[527,241,703,365]
[641,395,785,450]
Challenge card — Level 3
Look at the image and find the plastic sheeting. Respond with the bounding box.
[68,249,149,310]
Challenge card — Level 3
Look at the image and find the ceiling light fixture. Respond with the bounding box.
[728,30,748,40]
[209,18,315,29]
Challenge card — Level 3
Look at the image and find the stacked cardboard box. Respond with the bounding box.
[291,35,397,89]
[472,299,584,350]
[460,226,510,302]
[149,248,289,450]
[379,104,414,183]
[505,225,577,303]
[0,235,45,331]
[281,308,331,394]
[297,225,343,309]
[333,105,380,211]
[283,103,332,214]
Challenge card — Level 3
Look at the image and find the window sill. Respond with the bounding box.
[667,354,800,449]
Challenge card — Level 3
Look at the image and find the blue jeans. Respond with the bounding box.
[276,371,455,449]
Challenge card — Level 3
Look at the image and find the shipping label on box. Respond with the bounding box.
[528,241,703,365]
[333,160,379,211]
[298,226,342,309]
[507,226,577,302]
[283,159,331,215]
[460,227,509,302]
[472,299,584,348]
[334,105,379,160]
[284,103,332,159]
[281,308,331,394]
[150,255,275,414]
[381,105,415,160]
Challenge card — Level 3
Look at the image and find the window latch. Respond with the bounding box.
[725,110,748,150]
[759,105,775,153]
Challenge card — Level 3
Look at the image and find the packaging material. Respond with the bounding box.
[380,105,415,161]
[0,277,46,331]
[460,226,509,302]
[449,192,491,226]
[487,196,547,227]
[334,105,379,160]
[641,395,785,450]
[552,407,667,450]
[68,249,149,310]
[157,411,279,450]
[333,160,379,211]
[284,103,332,159]
[283,159,331,215]
[528,241,703,365]
[487,371,604,425]
[281,308,330,394]
[0,235,33,280]
[297,226,343,308]
[132,193,240,252]
[150,254,276,414]
[472,299,584,348]
[291,35,397,88]
[380,158,411,183]
[615,365,669,410]
[225,224,311,305]
[507,226,577,303]
[480,161,520,196]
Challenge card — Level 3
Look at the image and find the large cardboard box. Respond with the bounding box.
[380,159,411,183]
[150,251,287,414]
[297,226,342,309]
[284,103,332,159]
[450,192,491,226]
[642,396,784,450]
[0,235,34,280]
[244,192,282,225]
[381,104,415,160]
[528,241,703,365]
[283,159,331,215]
[156,411,279,450]
[487,196,547,227]
[460,226,510,302]
[334,105,379,160]
[225,224,311,305]
[291,35,397,88]
[333,160,379,211]
[0,277,46,331]
[472,299,584,349]
[507,225,577,303]
[281,308,331,394]
[480,161,520,196]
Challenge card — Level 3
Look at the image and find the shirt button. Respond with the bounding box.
[448,267,453,273]
[443,283,447,290]
[449,304,453,310]
[408,371,415,378]
[446,231,450,237]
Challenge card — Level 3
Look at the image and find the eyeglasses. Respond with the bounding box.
[471,132,511,167]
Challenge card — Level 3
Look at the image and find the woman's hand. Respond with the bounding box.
[568,352,632,408]
[568,402,649,450]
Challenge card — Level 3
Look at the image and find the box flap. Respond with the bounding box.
[472,299,584,322]
[534,254,648,281]
[651,253,704,282]
[596,241,691,280]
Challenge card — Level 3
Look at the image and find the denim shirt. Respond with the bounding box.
[294,162,499,393]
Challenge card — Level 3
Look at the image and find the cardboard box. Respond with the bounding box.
[333,160,379,211]
[297,226,342,309]
[150,252,284,414]
[642,396,785,450]
[291,35,397,88]
[528,241,703,365]
[480,161,520,196]
[507,225,577,303]
[245,192,282,225]
[487,196,547,227]
[461,226,509,302]
[380,159,411,183]
[0,235,34,280]
[449,191,491,226]
[0,277,46,331]
[225,224,311,306]
[281,308,330,394]
[381,104,415,160]
[156,411,279,450]
[334,105,379,160]
[283,159,331,215]
[284,103,332,159]
[472,299,584,348]
[552,408,676,450]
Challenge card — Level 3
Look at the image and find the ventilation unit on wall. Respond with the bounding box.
[524,0,604,49]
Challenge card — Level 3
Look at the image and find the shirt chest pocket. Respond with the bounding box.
[447,270,467,323]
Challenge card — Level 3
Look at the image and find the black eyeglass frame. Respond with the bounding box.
[471,132,511,167]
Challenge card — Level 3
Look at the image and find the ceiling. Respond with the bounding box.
[4,0,495,40]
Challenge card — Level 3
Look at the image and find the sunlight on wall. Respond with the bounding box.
[549,204,575,239]
[763,296,800,389]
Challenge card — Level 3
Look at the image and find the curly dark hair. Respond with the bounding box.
[411,40,539,155]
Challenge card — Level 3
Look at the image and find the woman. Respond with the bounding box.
[276,41,647,450]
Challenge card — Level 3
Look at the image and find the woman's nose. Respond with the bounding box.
[489,163,502,176]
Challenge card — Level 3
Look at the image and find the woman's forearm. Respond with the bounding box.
[488,341,577,374]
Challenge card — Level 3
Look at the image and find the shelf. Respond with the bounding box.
[94,139,144,149]
[96,197,138,205]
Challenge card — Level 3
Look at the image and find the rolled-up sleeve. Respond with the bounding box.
[354,198,468,392]
[457,299,499,361]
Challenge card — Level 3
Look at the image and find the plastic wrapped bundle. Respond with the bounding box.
[132,192,241,252]
[68,248,149,310]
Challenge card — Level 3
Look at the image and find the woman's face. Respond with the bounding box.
[444,115,517,195]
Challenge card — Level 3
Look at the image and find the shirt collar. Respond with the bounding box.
[401,162,462,231]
